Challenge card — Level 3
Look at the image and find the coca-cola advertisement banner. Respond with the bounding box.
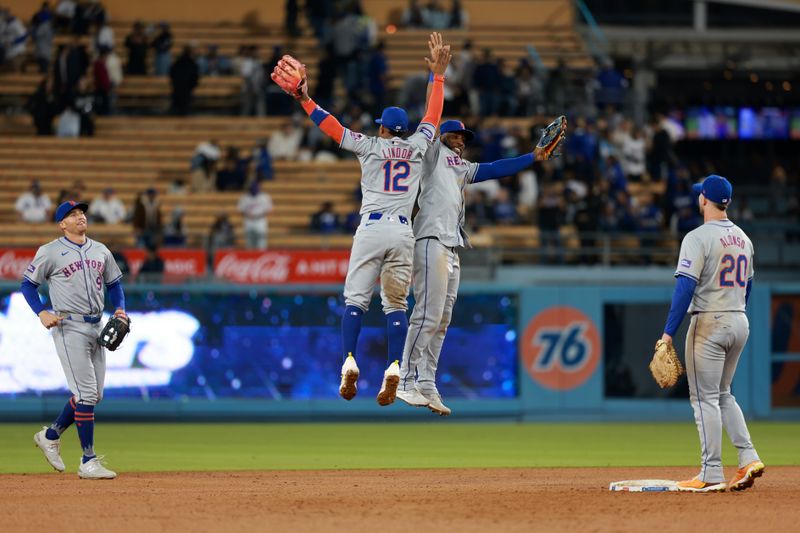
[0,248,206,281]
[213,250,351,284]
[124,249,207,279]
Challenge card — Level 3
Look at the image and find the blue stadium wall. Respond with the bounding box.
[0,276,797,422]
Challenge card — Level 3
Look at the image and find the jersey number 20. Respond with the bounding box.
[383,161,410,192]
[720,254,748,287]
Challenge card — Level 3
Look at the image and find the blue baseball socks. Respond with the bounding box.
[341,305,364,360]
[45,396,76,440]
[386,310,408,365]
[75,403,96,463]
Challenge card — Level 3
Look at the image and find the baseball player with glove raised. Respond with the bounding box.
[396,115,566,415]
[23,200,130,479]
[271,33,451,405]
[654,175,764,492]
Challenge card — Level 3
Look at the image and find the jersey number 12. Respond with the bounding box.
[383,161,410,192]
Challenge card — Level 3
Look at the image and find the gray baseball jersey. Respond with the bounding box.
[674,220,754,313]
[340,122,436,218]
[25,237,122,405]
[414,139,480,248]
[674,219,760,483]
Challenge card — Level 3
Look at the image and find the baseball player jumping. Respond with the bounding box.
[271,33,451,405]
[396,116,566,416]
[23,200,128,479]
[659,175,764,492]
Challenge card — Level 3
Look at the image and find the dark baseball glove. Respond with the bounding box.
[97,315,131,351]
[536,115,567,159]
[649,340,684,388]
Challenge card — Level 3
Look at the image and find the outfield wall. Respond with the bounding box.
[0,278,797,422]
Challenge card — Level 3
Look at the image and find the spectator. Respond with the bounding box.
[132,187,163,248]
[366,41,388,114]
[151,22,173,76]
[305,0,332,41]
[537,181,564,263]
[73,77,94,136]
[191,139,221,192]
[343,208,361,234]
[328,10,362,98]
[595,58,626,109]
[496,58,517,116]
[53,38,87,108]
[15,180,52,223]
[671,177,699,238]
[268,121,303,160]
[604,154,627,194]
[1,9,28,70]
[252,139,274,181]
[310,201,340,233]
[240,45,265,116]
[648,113,675,181]
[56,104,81,137]
[473,49,500,116]
[139,245,165,280]
[515,61,541,116]
[493,188,518,225]
[424,0,449,28]
[208,213,236,254]
[81,0,106,29]
[401,0,426,27]
[465,189,495,229]
[31,3,54,74]
[104,45,123,113]
[636,192,663,258]
[124,21,148,75]
[237,181,273,250]
[285,0,300,37]
[54,0,76,31]
[197,44,232,76]
[545,58,569,115]
[621,127,646,181]
[88,187,126,224]
[216,146,249,191]
[448,0,469,28]
[94,20,114,52]
[93,46,112,114]
[27,78,57,135]
[168,178,189,195]
[163,207,187,247]
[169,45,199,115]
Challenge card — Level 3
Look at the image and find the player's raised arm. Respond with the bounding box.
[420,32,451,128]
[472,116,567,183]
[270,55,346,144]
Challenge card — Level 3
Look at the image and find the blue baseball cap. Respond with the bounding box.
[55,200,89,222]
[692,175,733,205]
[375,106,408,133]
[440,120,475,141]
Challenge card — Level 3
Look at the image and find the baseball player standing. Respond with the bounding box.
[271,33,451,404]
[659,175,764,492]
[396,117,566,415]
[23,200,128,479]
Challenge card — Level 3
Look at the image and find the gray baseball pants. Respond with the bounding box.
[52,318,106,405]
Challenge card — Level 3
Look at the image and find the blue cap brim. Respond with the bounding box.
[691,183,703,196]
[56,202,89,222]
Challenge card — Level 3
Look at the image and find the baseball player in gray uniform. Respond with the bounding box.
[272,33,451,405]
[659,175,764,492]
[23,200,128,479]
[396,118,566,415]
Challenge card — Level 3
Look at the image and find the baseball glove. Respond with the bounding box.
[536,115,567,159]
[97,315,130,351]
[270,54,307,100]
[649,340,684,388]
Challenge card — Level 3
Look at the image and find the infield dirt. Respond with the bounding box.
[3,466,799,532]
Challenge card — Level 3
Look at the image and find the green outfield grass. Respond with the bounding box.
[2,422,798,474]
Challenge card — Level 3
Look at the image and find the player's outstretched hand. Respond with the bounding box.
[425,32,451,76]
[271,55,308,101]
[38,310,63,329]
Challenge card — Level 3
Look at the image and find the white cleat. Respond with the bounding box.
[376,361,400,406]
[33,427,65,472]
[422,392,452,416]
[396,388,430,407]
[339,354,360,400]
[78,456,117,480]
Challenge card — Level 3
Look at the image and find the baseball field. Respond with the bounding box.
[2,421,799,532]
